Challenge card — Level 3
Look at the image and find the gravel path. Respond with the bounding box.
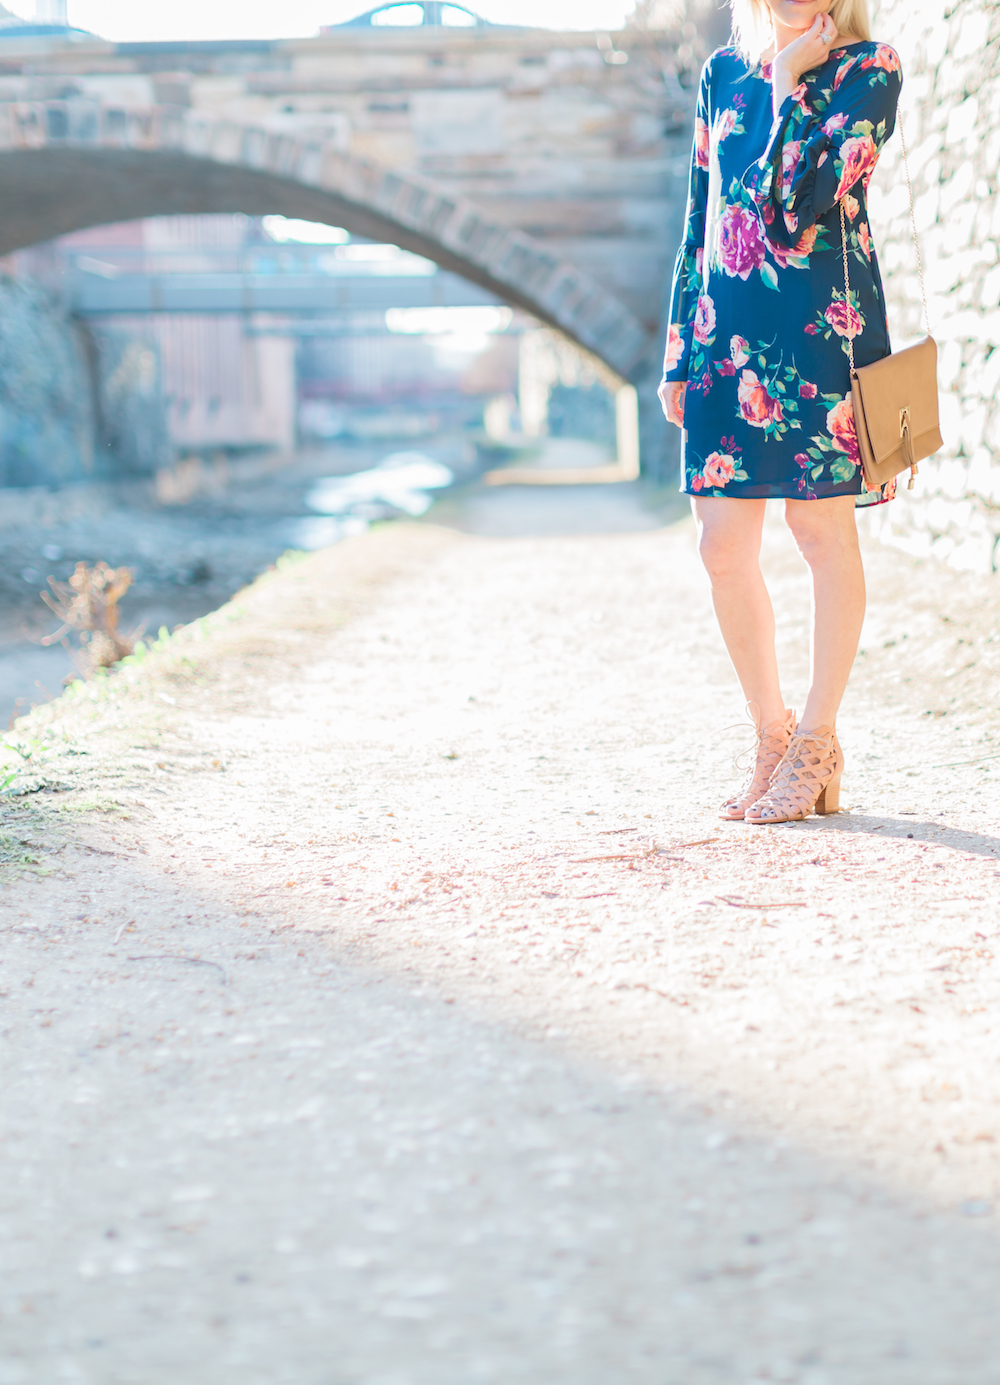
[2,493,1000,1383]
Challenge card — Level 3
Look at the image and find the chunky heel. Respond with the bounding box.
[816,773,841,815]
[745,726,844,825]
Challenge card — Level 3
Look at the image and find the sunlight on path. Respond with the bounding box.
[3,503,999,1381]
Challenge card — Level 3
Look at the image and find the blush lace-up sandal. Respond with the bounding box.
[745,725,844,824]
[720,707,796,821]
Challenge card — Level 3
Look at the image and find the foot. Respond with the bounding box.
[720,708,796,820]
[745,725,843,824]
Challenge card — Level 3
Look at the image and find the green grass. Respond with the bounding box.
[0,832,40,868]
[58,797,129,817]
[0,800,61,878]
[0,734,37,796]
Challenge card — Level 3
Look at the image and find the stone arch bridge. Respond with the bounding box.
[0,22,705,475]
[0,18,704,384]
[0,100,651,380]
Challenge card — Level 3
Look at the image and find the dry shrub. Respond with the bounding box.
[41,561,137,675]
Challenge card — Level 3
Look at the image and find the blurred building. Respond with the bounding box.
[7,209,522,473]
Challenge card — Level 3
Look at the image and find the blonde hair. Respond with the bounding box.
[729,0,872,63]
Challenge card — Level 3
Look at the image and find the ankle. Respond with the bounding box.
[798,704,839,732]
[749,702,788,730]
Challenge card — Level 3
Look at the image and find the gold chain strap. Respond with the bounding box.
[838,111,931,369]
[840,197,855,372]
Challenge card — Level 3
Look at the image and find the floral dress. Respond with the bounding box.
[661,41,902,503]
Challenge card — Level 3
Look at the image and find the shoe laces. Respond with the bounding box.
[770,730,837,791]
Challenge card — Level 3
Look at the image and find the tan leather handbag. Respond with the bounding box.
[840,122,941,493]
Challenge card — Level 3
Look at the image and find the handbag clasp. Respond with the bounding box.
[899,406,918,488]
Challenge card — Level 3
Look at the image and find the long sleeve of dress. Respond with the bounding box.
[742,44,902,250]
[661,62,712,383]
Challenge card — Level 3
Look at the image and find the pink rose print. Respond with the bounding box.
[714,108,737,141]
[823,112,848,136]
[835,135,879,200]
[694,116,710,170]
[718,204,766,280]
[794,452,816,496]
[858,222,872,259]
[702,451,737,487]
[791,82,810,114]
[730,335,750,368]
[833,55,858,90]
[695,247,704,276]
[784,211,799,235]
[693,293,716,345]
[799,380,818,399]
[824,299,864,339]
[827,397,860,462]
[689,367,713,397]
[842,193,860,221]
[738,370,784,430]
[778,140,802,197]
[771,223,818,269]
[804,323,819,335]
[863,44,900,73]
[665,323,684,367]
[715,358,736,376]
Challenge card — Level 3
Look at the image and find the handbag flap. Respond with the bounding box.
[852,338,940,464]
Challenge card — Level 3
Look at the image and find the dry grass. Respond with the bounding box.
[41,561,137,676]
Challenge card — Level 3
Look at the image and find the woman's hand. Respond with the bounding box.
[658,380,687,428]
[771,12,838,111]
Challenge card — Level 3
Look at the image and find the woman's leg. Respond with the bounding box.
[691,496,786,726]
[784,496,866,730]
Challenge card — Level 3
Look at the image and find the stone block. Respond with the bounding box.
[967,446,1000,502]
[945,530,997,572]
[945,96,978,145]
[959,403,989,455]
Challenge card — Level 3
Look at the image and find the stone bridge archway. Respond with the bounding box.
[0,101,654,383]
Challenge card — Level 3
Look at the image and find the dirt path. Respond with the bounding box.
[2,496,1000,1383]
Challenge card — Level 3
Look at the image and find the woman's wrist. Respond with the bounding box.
[770,56,799,114]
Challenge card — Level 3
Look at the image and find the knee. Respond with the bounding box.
[786,513,858,567]
[786,519,826,565]
[697,528,749,583]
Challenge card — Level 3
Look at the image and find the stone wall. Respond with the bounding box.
[866,0,1000,572]
[0,276,175,490]
[0,276,94,489]
[87,327,174,479]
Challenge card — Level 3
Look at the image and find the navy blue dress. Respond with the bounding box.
[662,41,902,504]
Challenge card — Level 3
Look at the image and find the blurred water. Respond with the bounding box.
[306,452,454,519]
[284,515,370,551]
[1,642,76,727]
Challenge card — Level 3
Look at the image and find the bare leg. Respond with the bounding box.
[691,496,786,727]
[784,496,866,730]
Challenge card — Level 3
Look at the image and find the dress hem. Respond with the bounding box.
[679,481,894,506]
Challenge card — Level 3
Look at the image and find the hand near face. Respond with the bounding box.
[773,11,839,83]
